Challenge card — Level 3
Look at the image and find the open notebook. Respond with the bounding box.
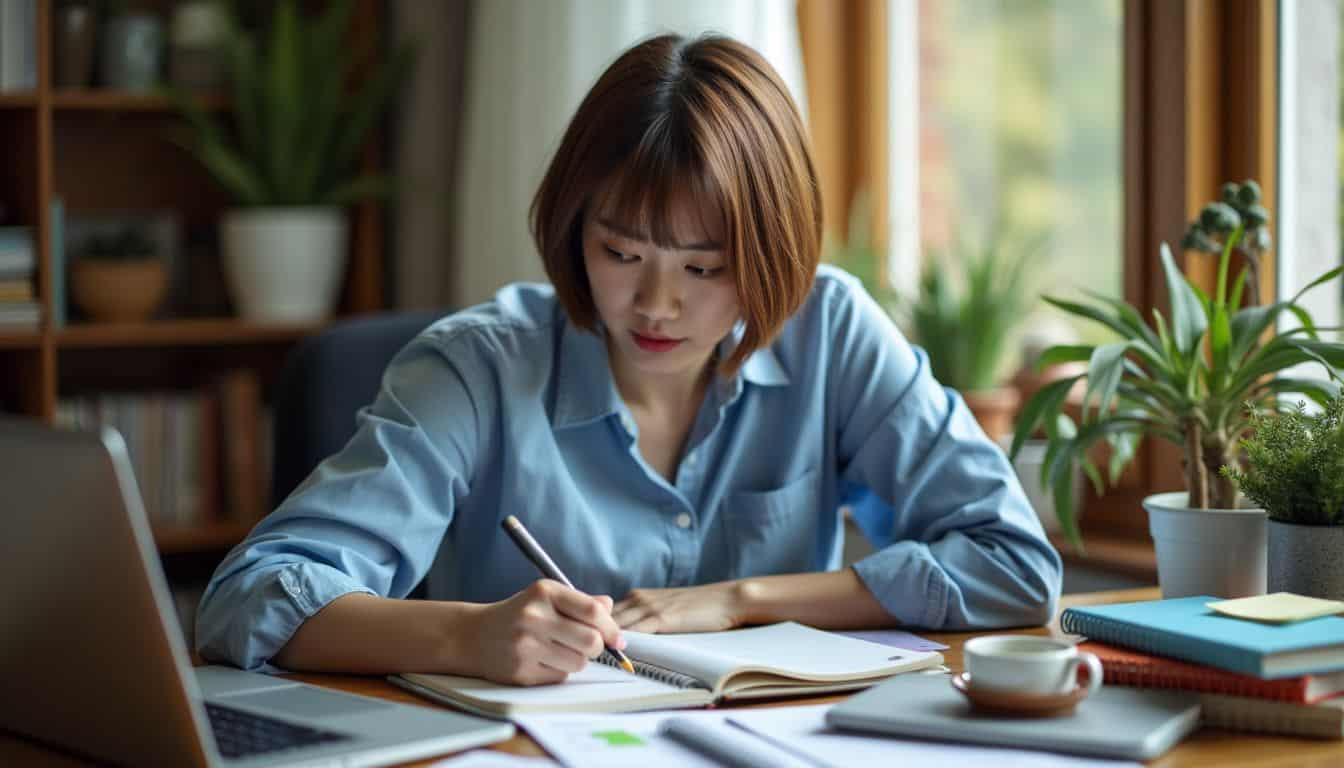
[390,621,943,718]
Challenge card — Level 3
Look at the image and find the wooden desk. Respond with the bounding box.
[5,588,1343,766]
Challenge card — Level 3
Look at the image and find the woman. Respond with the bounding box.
[197,33,1060,685]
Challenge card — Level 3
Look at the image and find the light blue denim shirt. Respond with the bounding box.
[197,265,1061,671]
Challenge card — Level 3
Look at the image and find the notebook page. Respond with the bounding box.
[403,660,692,710]
[625,622,936,689]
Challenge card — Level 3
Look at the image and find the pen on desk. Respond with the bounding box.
[501,514,636,674]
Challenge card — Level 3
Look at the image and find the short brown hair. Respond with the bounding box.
[530,34,822,374]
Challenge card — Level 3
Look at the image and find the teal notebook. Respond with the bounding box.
[1061,596,1344,679]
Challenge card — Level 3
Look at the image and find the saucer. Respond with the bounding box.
[950,672,1087,717]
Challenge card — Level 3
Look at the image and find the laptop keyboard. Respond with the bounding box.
[206,702,353,759]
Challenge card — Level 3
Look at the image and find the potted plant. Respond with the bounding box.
[70,228,167,323]
[1223,398,1344,599]
[168,0,413,322]
[896,232,1044,443]
[1010,180,1344,598]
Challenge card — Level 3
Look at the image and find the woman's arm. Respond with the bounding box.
[273,583,625,685]
[272,593,481,675]
[612,569,891,633]
[827,274,1062,629]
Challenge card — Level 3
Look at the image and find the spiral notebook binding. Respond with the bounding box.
[596,651,706,690]
[1062,611,1165,658]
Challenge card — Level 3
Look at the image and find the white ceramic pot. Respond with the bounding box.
[1145,491,1267,599]
[221,207,348,322]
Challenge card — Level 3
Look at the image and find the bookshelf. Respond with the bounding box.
[0,0,389,556]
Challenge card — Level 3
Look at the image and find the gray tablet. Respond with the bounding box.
[827,672,1201,760]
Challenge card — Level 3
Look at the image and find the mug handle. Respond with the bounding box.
[1074,651,1104,697]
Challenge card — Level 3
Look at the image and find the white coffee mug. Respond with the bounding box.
[963,635,1103,697]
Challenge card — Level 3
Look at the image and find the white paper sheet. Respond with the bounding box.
[519,705,1143,768]
[727,705,1143,768]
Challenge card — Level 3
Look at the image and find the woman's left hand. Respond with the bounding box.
[612,581,747,633]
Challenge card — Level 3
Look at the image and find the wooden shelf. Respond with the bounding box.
[154,521,255,555]
[51,90,228,112]
[57,319,319,348]
[0,329,41,348]
[0,92,37,108]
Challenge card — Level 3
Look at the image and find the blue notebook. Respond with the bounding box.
[1061,596,1344,679]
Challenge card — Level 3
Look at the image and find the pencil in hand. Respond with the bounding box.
[501,515,636,674]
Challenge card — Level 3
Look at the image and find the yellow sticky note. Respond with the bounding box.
[1207,593,1344,623]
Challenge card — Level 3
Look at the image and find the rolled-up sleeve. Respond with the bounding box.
[195,334,482,671]
[828,284,1062,629]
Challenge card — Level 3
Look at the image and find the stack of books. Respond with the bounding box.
[0,226,39,328]
[1062,596,1344,739]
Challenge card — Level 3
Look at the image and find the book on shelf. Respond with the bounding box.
[0,225,34,275]
[57,391,220,527]
[50,198,66,327]
[1081,640,1344,703]
[393,621,944,718]
[1201,693,1344,740]
[215,369,266,523]
[0,0,36,91]
[1061,596,1344,679]
[0,302,39,327]
[0,279,32,302]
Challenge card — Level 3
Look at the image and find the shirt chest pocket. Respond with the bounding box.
[720,468,822,580]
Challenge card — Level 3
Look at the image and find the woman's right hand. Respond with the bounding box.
[470,579,626,685]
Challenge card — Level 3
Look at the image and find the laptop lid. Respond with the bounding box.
[0,418,516,767]
[0,420,215,766]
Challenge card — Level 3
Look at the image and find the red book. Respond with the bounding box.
[1081,641,1344,703]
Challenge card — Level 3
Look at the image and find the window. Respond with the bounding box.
[1278,0,1340,371]
[900,0,1125,352]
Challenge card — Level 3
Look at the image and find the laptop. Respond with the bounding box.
[0,418,515,767]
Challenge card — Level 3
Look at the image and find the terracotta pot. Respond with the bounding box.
[963,386,1022,445]
[71,259,167,322]
[1012,360,1088,411]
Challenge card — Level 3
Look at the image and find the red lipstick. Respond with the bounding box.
[631,331,683,352]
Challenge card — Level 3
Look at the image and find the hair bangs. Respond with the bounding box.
[597,116,729,253]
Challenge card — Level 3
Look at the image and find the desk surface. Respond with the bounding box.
[5,588,1344,767]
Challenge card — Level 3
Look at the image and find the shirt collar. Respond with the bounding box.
[720,320,790,388]
[552,318,625,430]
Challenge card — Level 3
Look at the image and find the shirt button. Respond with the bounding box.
[675,513,692,529]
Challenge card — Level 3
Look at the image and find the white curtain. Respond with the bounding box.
[452,0,807,308]
[1279,0,1340,334]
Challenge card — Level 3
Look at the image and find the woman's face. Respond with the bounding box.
[582,191,740,384]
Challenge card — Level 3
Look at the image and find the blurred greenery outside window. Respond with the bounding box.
[829,0,1123,380]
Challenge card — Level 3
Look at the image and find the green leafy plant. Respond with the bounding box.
[1181,180,1272,308]
[1222,398,1344,525]
[80,228,157,261]
[1010,180,1344,547]
[897,233,1043,392]
[168,0,414,206]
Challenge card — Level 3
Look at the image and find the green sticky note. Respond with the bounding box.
[591,730,645,746]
